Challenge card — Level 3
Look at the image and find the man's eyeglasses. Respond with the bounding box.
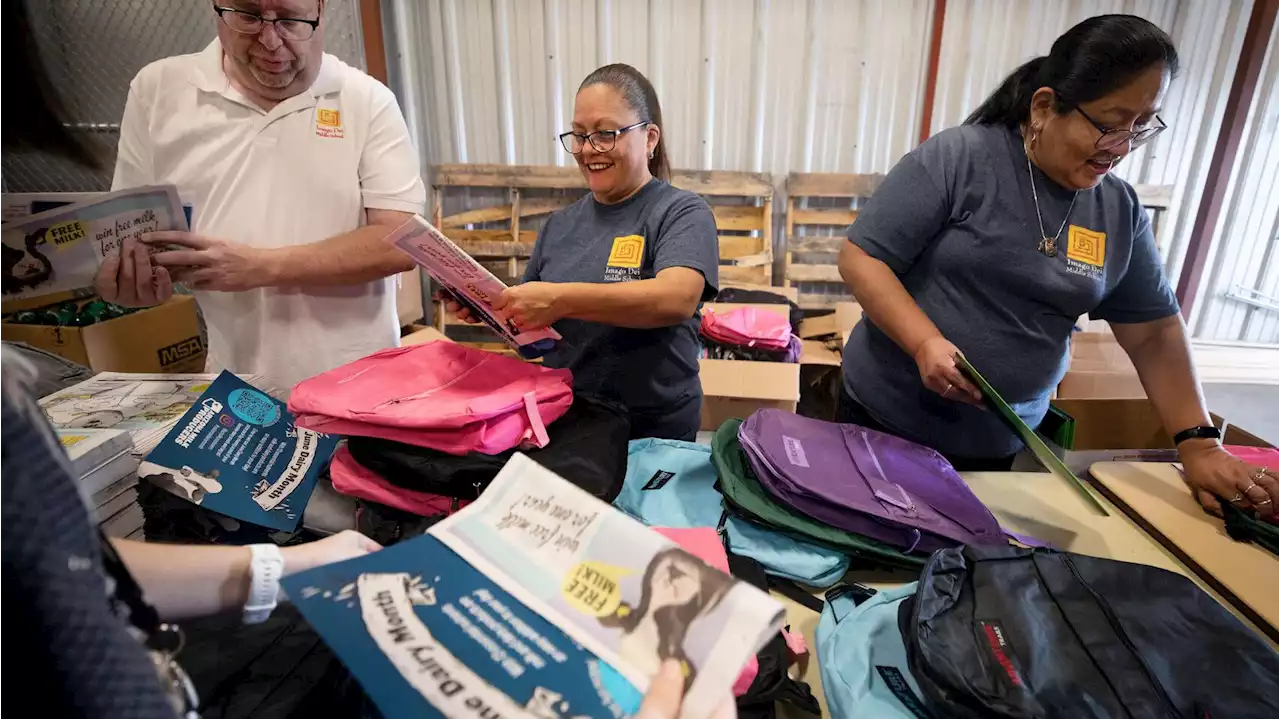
[559,122,649,154]
[1075,107,1167,152]
[214,5,320,41]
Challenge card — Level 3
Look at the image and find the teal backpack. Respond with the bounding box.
[614,438,851,587]
[817,583,934,718]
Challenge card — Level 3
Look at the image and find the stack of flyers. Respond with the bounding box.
[385,216,561,358]
[286,454,785,718]
[138,371,339,531]
[40,372,269,457]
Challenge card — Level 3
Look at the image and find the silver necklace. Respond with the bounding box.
[1025,149,1078,257]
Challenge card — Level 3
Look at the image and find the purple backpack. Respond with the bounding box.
[737,410,1005,553]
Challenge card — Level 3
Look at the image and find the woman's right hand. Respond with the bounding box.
[435,290,480,324]
[914,336,983,406]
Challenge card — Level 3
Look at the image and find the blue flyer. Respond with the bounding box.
[283,533,644,719]
[139,371,337,531]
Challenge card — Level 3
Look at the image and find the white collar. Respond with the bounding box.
[188,38,344,100]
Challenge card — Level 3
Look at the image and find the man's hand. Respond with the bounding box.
[436,289,481,324]
[145,231,274,292]
[96,236,174,307]
[493,282,566,331]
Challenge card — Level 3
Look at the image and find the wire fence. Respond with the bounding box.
[3,0,365,193]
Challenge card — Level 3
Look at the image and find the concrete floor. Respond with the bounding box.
[1203,383,1280,446]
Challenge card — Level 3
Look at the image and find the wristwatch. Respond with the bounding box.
[1173,425,1222,446]
[244,543,285,625]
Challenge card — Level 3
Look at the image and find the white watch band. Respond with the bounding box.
[244,543,284,625]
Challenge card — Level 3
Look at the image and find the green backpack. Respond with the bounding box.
[711,419,926,571]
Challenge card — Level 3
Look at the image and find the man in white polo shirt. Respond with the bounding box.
[96,0,424,390]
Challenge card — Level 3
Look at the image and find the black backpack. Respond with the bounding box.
[900,545,1278,718]
[346,393,630,502]
[726,552,822,718]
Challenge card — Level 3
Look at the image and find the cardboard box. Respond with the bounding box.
[1013,397,1276,475]
[835,302,863,344]
[400,325,453,346]
[2,295,204,373]
[1057,332,1144,399]
[699,358,800,430]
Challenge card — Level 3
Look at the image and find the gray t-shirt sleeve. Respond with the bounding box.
[522,220,549,283]
[653,193,720,301]
[1090,202,1180,323]
[848,141,959,274]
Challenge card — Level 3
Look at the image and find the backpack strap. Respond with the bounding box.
[766,575,825,614]
[522,391,550,447]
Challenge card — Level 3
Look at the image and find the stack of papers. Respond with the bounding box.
[39,372,268,456]
[57,427,134,496]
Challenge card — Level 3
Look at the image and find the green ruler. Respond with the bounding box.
[956,353,1109,516]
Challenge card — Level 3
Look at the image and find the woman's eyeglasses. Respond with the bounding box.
[1075,108,1167,152]
[559,122,649,154]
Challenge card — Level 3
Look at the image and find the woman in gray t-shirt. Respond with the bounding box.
[837,15,1277,520]
[444,64,719,441]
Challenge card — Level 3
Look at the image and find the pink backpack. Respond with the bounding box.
[331,446,471,517]
[289,341,574,455]
[701,307,793,350]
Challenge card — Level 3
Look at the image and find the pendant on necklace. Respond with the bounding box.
[1038,236,1058,257]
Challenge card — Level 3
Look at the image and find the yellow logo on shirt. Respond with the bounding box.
[1066,225,1106,267]
[316,108,344,138]
[606,235,645,268]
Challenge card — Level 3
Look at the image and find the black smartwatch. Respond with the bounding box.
[1173,426,1222,445]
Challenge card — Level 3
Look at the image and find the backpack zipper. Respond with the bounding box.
[1061,554,1180,718]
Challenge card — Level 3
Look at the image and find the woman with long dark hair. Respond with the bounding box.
[444,64,719,441]
[836,15,1277,518]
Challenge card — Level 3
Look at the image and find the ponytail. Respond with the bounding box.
[965,15,1179,128]
[579,63,671,182]
[965,57,1045,127]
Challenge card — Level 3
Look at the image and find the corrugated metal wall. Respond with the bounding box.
[1190,28,1279,344]
[4,0,366,193]
[388,0,933,177]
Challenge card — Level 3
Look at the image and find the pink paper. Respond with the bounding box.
[385,215,561,349]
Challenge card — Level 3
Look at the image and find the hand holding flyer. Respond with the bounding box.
[286,454,785,718]
[431,454,785,718]
[384,216,561,355]
[0,185,186,301]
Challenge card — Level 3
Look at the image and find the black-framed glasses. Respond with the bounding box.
[559,121,649,154]
[1075,107,1167,152]
[214,5,321,41]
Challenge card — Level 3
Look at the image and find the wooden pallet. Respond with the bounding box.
[783,173,1175,310]
[428,163,776,332]
[783,172,884,309]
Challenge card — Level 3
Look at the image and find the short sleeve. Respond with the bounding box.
[1090,206,1180,323]
[653,193,720,301]
[523,220,549,283]
[359,84,426,214]
[111,73,154,191]
[847,153,951,274]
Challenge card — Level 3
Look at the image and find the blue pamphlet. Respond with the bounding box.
[283,533,643,719]
[139,371,338,531]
